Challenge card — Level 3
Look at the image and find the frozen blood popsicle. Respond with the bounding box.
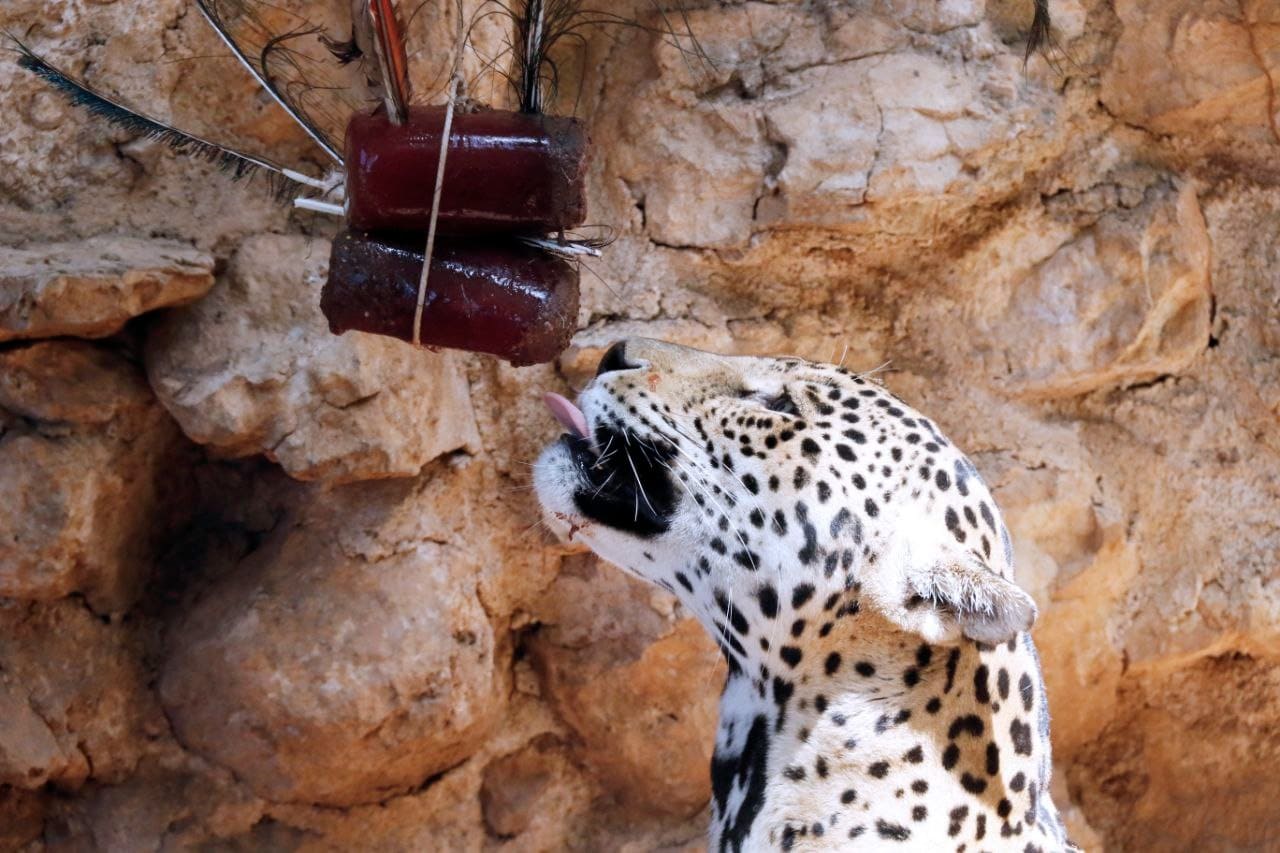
[344,106,589,234]
[321,229,580,365]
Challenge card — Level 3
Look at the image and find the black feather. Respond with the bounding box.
[195,0,346,163]
[322,30,363,65]
[486,0,708,115]
[10,39,307,199]
[1026,0,1051,61]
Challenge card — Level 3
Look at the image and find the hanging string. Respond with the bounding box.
[412,73,460,347]
[413,5,471,346]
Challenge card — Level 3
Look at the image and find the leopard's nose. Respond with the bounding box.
[596,341,640,376]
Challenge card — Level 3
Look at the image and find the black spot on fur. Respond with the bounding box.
[711,714,768,853]
[791,583,815,609]
[948,715,984,739]
[1010,719,1033,756]
[876,820,910,841]
[757,585,779,619]
[944,648,960,692]
[948,806,968,837]
[1019,673,1034,712]
[960,773,987,794]
[974,666,991,704]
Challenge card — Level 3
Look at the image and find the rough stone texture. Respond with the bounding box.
[0,236,214,342]
[0,598,162,792]
[0,0,1277,850]
[159,460,505,806]
[479,734,590,843]
[0,341,191,612]
[146,234,481,483]
[1101,1,1280,151]
[528,555,724,817]
[973,180,1213,399]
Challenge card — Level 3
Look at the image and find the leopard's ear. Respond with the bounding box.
[866,548,1037,645]
[909,558,1037,645]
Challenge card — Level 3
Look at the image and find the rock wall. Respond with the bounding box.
[1,1,1278,850]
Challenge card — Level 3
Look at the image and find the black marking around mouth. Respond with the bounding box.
[564,427,679,538]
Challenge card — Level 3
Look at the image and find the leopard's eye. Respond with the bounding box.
[763,390,799,415]
[736,387,800,416]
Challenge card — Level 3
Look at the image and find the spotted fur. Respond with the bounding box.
[535,340,1076,852]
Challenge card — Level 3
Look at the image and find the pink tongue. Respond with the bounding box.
[543,392,589,438]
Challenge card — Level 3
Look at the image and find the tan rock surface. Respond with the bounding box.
[0,0,1277,850]
[0,787,45,851]
[159,460,505,807]
[0,341,190,611]
[0,598,161,792]
[981,182,1212,398]
[146,234,481,483]
[480,734,590,844]
[0,236,214,342]
[529,555,725,817]
[1101,1,1280,147]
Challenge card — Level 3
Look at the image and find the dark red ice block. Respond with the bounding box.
[344,106,589,233]
[321,230,580,366]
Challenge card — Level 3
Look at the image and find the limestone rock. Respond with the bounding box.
[480,734,589,844]
[0,787,45,851]
[0,681,65,789]
[146,234,480,483]
[39,753,267,853]
[529,556,724,817]
[159,463,504,807]
[0,598,160,791]
[984,183,1212,398]
[0,340,190,611]
[598,2,1073,260]
[1069,653,1280,851]
[1101,1,1280,146]
[0,236,213,342]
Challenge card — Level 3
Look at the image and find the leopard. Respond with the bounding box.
[534,338,1077,852]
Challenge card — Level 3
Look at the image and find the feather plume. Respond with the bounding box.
[9,37,310,199]
[482,0,707,115]
[195,0,347,163]
[1026,0,1051,61]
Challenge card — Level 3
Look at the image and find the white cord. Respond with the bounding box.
[412,75,461,346]
[293,198,344,217]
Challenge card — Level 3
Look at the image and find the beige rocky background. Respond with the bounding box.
[0,0,1277,850]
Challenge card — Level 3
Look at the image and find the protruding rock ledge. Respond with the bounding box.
[146,235,481,483]
[0,236,214,342]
